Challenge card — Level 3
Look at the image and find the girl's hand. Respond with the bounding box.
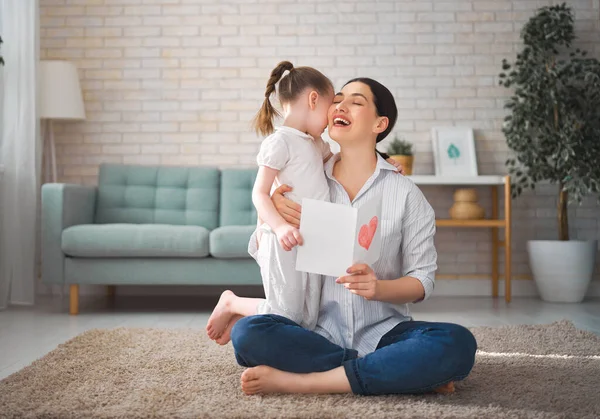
[274,224,303,251]
[386,158,405,174]
[271,185,302,228]
[336,264,380,300]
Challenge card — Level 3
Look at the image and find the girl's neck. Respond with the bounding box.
[282,106,309,136]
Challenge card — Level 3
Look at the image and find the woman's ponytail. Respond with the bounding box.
[376,150,389,160]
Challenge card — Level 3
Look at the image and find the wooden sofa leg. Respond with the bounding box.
[69,284,79,315]
[107,285,116,298]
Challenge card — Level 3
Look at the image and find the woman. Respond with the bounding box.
[230,78,477,396]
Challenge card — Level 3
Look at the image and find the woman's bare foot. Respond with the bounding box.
[433,381,455,394]
[241,366,307,395]
[215,314,243,345]
[240,366,456,396]
[206,290,236,340]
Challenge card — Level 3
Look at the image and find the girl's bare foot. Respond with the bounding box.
[215,314,243,345]
[206,290,236,340]
[241,366,306,395]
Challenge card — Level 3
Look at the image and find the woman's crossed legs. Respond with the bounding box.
[230,314,477,396]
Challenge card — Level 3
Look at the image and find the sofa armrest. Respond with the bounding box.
[41,184,97,284]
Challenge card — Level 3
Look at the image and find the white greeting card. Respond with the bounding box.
[295,193,383,277]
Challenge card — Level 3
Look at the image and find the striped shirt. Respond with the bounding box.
[314,153,438,356]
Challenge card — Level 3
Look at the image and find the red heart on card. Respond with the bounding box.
[358,216,378,250]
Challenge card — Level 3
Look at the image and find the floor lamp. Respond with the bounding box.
[38,61,86,298]
[39,60,86,183]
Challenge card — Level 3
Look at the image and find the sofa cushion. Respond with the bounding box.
[219,169,258,226]
[95,164,220,229]
[209,225,255,258]
[62,224,210,258]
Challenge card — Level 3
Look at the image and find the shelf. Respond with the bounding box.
[407,175,507,185]
[436,219,506,227]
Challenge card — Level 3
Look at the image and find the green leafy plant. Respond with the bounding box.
[499,3,600,241]
[386,135,413,156]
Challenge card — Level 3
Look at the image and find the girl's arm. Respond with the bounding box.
[252,166,303,250]
[252,166,286,232]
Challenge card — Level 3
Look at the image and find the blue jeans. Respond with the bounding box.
[231,314,477,396]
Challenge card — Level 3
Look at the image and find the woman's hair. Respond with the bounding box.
[342,77,398,145]
[252,60,334,136]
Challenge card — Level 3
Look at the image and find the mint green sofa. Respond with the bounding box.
[41,163,261,314]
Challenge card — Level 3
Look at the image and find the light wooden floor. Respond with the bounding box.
[1,294,599,381]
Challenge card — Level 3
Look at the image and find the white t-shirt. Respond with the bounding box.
[256,125,331,203]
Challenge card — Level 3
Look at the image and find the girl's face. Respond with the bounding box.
[327,82,387,146]
[305,87,335,139]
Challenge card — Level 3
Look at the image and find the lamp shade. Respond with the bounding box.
[39,60,86,120]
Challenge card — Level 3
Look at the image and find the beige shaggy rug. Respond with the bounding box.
[1,320,599,419]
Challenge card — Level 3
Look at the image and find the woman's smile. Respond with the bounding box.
[332,113,352,128]
[333,117,350,126]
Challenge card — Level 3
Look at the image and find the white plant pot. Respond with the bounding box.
[527,240,597,303]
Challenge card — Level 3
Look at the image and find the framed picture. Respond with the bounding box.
[431,127,478,177]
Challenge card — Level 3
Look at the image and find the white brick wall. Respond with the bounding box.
[40,0,600,284]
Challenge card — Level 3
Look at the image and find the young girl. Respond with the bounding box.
[206,62,402,345]
[206,61,334,343]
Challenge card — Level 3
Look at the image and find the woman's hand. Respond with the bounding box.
[270,184,302,228]
[386,158,405,175]
[336,263,380,300]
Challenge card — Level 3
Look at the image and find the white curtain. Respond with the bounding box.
[0,0,41,309]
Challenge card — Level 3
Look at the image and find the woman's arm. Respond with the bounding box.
[337,186,437,304]
[394,188,437,302]
[377,275,425,303]
[253,168,303,250]
[268,158,404,229]
[336,264,425,304]
[270,184,302,228]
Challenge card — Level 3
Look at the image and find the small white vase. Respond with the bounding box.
[527,240,597,303]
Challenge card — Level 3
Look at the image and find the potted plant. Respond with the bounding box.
[499,3,600,302]
[386,135,414,175]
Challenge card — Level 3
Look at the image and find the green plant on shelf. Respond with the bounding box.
[386,135,413,156]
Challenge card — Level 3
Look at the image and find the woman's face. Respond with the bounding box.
[327,82,387,145]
